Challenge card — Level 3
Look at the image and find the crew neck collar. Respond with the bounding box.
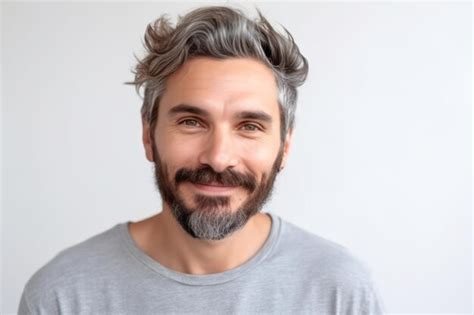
[117,212,282,286]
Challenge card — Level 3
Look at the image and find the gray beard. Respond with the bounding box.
[151,141,283,241]
[179,206,247,241]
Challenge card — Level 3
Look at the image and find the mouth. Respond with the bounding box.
[190,182,238,194]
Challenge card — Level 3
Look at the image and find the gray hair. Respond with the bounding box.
[128,6,308,139]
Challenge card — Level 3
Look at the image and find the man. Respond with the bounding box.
[19,6,385,314]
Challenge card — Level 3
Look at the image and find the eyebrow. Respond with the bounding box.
[236,111,273,124]
[168,104,210,118]
[168,103,273,124]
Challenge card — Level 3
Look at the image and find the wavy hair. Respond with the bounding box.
[128,6,308,140]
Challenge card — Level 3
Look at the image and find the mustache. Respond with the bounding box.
[175,166,257,192]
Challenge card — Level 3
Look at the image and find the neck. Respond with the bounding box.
[128,206,272,275]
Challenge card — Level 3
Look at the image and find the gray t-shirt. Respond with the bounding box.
[19,213,385,314]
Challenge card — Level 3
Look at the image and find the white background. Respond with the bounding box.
[2,1,472,314]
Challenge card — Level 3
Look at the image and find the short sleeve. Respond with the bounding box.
[18,286,32,315]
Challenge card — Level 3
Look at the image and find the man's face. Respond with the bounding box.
[143,57,292,241]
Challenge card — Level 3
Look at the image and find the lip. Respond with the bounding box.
[191,182,238,194]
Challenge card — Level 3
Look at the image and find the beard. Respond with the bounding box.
[151,141,283,241]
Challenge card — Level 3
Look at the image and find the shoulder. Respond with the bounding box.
[275,216,378,287]
[19,223,124,313]
[271,216,385,313]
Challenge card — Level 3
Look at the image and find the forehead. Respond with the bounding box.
[159,57,279,119]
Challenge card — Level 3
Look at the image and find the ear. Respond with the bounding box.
[279,129,294,170]
[142,119,155,162]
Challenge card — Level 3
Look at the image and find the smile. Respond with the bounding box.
[191,182,238,194]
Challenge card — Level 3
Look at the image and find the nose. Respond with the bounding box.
[198,126,239,173]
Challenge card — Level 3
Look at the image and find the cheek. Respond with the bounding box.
[154,126,203,167]
[243,145,270,163]
[155,139,208,191]
[240,140,280,176]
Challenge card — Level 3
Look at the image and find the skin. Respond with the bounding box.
[129,57,293,275]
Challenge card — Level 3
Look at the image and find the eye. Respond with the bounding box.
[240,123,262,132]
[179,119,202,127]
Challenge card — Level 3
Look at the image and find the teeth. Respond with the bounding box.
[199,182,231,187]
